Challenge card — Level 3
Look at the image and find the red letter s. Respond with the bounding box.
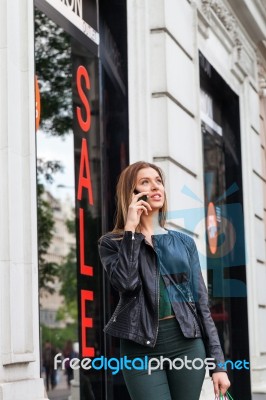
[76,66,91,132]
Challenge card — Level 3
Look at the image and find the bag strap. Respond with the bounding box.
[226,391,234,400]
[216,391,233,400]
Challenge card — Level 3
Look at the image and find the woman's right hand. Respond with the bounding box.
[124,191,152,232]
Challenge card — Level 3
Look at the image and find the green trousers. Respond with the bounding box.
[120,317,206,400]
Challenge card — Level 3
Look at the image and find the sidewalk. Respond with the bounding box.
[48,388,70,400]
[44,370,71,400]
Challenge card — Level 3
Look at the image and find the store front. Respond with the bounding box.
[200,52,251,399]
[35,0,129,398]
[35,3,252,399]
[1,0,266,398]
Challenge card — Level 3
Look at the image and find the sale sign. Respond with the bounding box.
[74,62,95,358]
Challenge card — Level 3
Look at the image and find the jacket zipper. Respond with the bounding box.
[174,283,199,337]
[190,306,198,336]
[152,237,160,347]
[105,296,137,329]
[113,296,136,322]
[104,298,121,330]
[154,263,160,345]
[131,231,135,262]
[107,232,136,327]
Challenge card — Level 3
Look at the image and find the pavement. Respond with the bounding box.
[48,388,70,400]
[43,370,71,400]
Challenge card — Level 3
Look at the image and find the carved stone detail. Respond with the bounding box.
[200,0,243,49]
[200,0,252,79]
[201,0,212,19]
[257,54,266,96]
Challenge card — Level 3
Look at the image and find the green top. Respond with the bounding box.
[159,274,174,319]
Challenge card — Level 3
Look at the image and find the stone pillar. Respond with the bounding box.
[0,0,46,398]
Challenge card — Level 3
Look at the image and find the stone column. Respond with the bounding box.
[0,0,46,398]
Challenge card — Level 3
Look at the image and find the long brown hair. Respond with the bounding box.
[112,161,167,234]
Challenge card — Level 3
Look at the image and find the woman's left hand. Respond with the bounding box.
[212,371,231,397]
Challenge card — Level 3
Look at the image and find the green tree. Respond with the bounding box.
[35,8,72,137]
[41,323,78,351]
[37,159,63,293]
[57,217,78,322]
[35,9,75,296]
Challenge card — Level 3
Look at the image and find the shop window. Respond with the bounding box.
[200,51,251,400]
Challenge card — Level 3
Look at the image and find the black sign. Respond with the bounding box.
[35,0,99,56]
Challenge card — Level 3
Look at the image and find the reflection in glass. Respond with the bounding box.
[35,7,79,399]
[200,51,251,399]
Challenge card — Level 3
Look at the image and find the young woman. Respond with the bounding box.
[98,161,230,400]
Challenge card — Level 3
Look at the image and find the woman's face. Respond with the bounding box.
[135,167,165,210]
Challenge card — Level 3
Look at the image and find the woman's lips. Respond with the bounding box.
[150,194,162,200]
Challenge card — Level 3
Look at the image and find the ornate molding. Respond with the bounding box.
[200,0,258,81]
[200,0,242,48]
[257,54,266,97]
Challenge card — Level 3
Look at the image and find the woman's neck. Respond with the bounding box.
[139,212,164,234]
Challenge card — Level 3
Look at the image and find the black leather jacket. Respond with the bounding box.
[98,229,226,374]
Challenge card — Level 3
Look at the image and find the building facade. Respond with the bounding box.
[0,0,266,399]
[127,1,266,399]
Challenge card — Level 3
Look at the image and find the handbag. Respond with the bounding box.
[215,391,234,400]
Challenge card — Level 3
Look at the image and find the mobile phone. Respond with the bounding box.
[134,190,148,202]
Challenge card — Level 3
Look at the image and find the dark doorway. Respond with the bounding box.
[200,52,251,399]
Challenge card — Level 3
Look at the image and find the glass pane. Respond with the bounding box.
[35,7,77,398]
[35,7,103,399]
[199,51,251,400]
[35,9,78,399]
[35,1,129,397]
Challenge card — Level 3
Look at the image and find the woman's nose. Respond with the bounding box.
[151,181,160,190]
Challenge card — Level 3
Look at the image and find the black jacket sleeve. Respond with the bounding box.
[189,237,227,375]
[98,231,145,293]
